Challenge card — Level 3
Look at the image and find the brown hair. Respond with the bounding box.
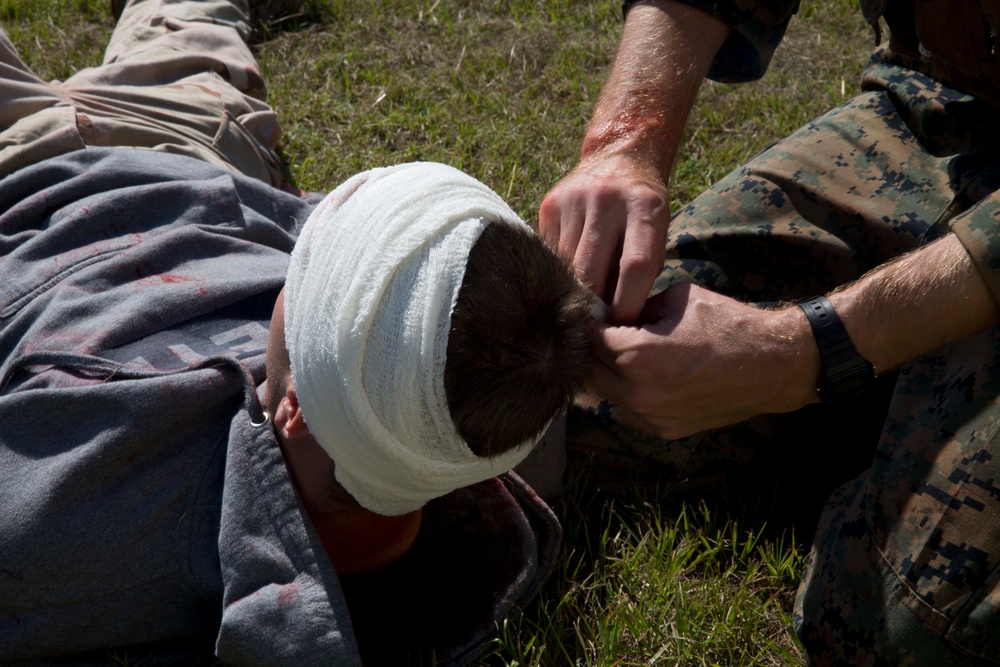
[444,220,594,458]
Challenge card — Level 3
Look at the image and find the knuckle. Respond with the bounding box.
[640,187,669,209]
[628,189,670,220]
[614,348,645,376]
[587,186,628,216]
[619,250,662,276]
[589,186,619,208]
[538,193,561,222]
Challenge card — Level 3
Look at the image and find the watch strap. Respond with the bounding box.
[797,295,875,404]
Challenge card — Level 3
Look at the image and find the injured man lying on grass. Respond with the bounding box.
[0,156,596,666]
[0,1,596,663]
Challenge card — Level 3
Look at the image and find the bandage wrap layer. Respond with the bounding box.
[284,162,540,515]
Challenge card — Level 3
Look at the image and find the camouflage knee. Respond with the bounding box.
[796,328,1000,666]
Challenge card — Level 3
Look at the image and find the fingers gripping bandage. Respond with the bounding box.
[284,162,539,516]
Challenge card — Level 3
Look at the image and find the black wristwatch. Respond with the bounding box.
[797,296,875,404]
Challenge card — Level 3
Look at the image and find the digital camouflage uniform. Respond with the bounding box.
[567,1,1000,664]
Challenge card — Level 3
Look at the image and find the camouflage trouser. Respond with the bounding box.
[566,48,1000,665]
[0,0,282,185]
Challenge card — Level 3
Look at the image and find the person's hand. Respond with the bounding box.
[589,283,821,439]
[539,153,670,324]
[536,1,731,324]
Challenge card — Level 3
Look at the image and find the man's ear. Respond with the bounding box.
[272,385,312,444]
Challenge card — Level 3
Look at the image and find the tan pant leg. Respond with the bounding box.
[0,29,85,178]
[0,1,283,185]
[64,0,283,186]
[0,28,67,131]
[103,0,255,63]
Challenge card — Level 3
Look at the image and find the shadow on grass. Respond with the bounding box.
[481,372,898,666]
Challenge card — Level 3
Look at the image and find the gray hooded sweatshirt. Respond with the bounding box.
[0,148,559,666]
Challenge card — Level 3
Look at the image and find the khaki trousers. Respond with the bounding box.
[0,0,282,185]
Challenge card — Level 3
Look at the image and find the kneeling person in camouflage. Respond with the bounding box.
[542,0,1000,664]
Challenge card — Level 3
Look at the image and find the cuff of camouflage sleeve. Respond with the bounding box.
[950,196,1000,308]
[667,0,801,82]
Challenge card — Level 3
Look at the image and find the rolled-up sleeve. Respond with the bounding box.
[626,0,801,82]
[951,192,1000,308]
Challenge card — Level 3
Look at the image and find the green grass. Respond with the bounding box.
[2,1,874,664]
[492,480,808,667]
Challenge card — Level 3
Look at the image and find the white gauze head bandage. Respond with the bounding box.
[284,162,541,516]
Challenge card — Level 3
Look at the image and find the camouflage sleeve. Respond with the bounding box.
[624,0,801,82]
[950,193,1000,307]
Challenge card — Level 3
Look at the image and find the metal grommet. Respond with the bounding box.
[250,410,270,428]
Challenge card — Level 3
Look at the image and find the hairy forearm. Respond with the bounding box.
[825,234,1000,375]
[763,234,1000,415]
[581,0,732,179]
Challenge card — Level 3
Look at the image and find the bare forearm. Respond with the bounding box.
[581,0,732,178]
[826,234,1000,376]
